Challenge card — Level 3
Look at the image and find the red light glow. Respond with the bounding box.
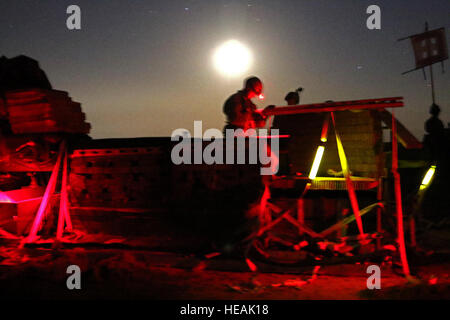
[0,193,15,203]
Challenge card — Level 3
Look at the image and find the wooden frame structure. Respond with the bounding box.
[21,140,73,245]
[252,97,413,277]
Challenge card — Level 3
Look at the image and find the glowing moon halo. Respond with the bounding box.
[212,40,253,77]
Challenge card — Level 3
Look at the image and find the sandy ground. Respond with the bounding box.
[1,211,450,300]
[1,242,450,300]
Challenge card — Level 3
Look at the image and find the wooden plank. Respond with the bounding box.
[267,102,403,116]
[320,202,383,237]
[266,97,403,116]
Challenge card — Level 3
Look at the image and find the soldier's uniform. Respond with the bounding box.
[223,90,265,133]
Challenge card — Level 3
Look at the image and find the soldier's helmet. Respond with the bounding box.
[430,103,441,116]
[244,76,263,96]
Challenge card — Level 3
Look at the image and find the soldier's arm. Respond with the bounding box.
[224,95,244,120]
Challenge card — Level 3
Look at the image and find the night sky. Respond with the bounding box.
[1,0,449,139]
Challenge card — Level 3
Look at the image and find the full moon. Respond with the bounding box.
[212,40,253,77]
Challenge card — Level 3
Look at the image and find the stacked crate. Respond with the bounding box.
[68,147,170,209]
[4,88,90,134]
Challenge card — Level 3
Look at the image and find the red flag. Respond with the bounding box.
[410,28,448,68]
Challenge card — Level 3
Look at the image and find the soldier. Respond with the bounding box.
[223,76,274,133]
[424,103,446,161]
[284,87,303,105]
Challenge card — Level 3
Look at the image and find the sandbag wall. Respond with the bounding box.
[68,144,170,210]
[68,138,263,213]
[170,140,263,235]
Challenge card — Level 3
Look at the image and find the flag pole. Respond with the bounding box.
[425,22,436,104]
[430,63,436,104]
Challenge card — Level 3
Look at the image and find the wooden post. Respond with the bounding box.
[330,112,365,238]
[56,150,66,240]
[376,177,383,250]
[338,208,349,239]
[391,109,411,278]
[57,147,72,239]
[259,183,271,226]
[25,140,65,243]
[297,198,304,235]
[409,216,417,248]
